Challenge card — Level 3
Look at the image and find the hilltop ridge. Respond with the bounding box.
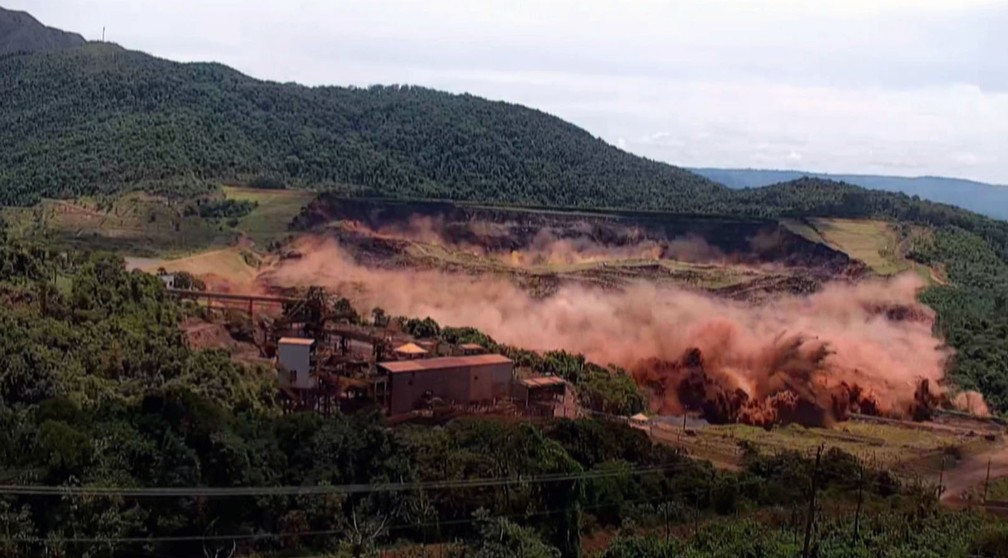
[0,41,722,207]
[692,167,1008,220]
[0,6,86,54]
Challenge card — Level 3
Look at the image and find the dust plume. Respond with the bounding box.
[351,215,728,266]
[258,236,985,426]
[501,229,666,266]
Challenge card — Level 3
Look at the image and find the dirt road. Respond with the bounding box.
[940,442,1008,507]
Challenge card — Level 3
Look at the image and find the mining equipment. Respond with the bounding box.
[168,285,572,420]
[276,337,339,416]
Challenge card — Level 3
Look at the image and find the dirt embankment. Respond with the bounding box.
[293,197,866,280]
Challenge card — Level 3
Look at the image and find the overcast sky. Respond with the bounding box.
[11,0,1008,184]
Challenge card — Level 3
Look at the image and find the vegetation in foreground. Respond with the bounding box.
[1,241,1005,557]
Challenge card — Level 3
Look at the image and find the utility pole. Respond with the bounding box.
[984,458,992,503]
[692,492,699,539]
[853,463,864,544]
[937,456,946,501]
[802,445,823,558]
[102,26,105,42]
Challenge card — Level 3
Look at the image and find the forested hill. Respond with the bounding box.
[691,167,1008,220]
[0,41,722,207]
[0,7,85,54]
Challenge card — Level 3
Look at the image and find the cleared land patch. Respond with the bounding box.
[153,247,262,287]
[651,419,1001,479]
[790,217,937,282]
[1,194,232,256]
[222,186,314,246]
[807,218,905,274]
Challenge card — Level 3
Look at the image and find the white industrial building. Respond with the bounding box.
[277,337,317,390]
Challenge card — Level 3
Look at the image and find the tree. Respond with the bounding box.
[371,307,390,328]
[471,512,560,558]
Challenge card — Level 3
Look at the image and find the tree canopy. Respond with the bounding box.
[0,44,722,208]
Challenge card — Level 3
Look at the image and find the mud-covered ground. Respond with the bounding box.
[223,197,987,429]
[289,196,867,300]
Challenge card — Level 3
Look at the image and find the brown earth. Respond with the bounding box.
[286,197,867,300]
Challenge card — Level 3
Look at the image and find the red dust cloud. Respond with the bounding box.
[358,215,729,266]
[257,236,987,427]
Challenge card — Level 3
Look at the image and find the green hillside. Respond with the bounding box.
[692,167,1008,220]
[0,42,721,208]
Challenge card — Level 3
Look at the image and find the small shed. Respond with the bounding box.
[514,376,569,417]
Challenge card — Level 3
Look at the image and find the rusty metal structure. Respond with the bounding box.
[167,286,572,421]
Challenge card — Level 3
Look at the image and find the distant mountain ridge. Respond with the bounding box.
[690,168,1008,219]
[0,6,86,54]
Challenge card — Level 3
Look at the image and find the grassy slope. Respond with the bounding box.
[154,248,261,285]
[222,186,314,246]
[0,193,229,256]
[807,219,901,274]
[653,421,997,479]
[784,217,936,281]
[3,186,313,256]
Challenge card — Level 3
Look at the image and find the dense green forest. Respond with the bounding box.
[691,167,1008,220]
[1,242,1005,557]
[0,43,720,208]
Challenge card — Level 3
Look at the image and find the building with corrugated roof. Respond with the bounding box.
[378,354,513,414]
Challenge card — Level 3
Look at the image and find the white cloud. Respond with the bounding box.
[8,0,1008,183]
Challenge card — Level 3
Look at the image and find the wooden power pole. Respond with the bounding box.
[984,458,992,503]
[853,463,864,544]
[802,446,823,558]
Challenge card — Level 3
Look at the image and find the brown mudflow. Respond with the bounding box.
[249,201,989,427]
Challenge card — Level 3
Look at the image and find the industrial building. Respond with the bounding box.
[277,337,317,389]
[457,343,487,356]
[514,376,573,418]
[379,354,514,415]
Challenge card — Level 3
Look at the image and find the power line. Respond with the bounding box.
[0,463,689,498]
[0,471,913,548]
[0,454,920,547]
[0,477,744,546]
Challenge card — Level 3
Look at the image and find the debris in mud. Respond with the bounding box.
[633,344,980,429]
